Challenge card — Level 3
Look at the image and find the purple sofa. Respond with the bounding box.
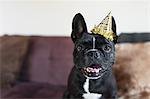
[1,35,150,99]
[1,36,73,99]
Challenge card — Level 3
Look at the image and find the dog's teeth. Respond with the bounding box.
[84,67,102,73]
[86,68,90,72]
[95,69,99,73]
[87,67,92,72]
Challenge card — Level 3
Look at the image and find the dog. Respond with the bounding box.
[63,13,118,99]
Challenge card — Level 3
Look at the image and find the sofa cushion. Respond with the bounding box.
[0,36,29,89]
[23,37,73,86]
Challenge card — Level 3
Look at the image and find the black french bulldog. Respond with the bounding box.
[63,13,118,99]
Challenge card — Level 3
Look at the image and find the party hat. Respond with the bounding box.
[91,12,116,41]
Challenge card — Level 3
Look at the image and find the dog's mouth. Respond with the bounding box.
[80,64,104,79]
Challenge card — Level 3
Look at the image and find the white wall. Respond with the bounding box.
[0,0,150,36]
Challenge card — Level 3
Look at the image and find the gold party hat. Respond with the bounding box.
[91,12,116,41]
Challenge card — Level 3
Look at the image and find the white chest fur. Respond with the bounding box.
[82,78,102,99]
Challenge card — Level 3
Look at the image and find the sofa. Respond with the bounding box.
[0,34,150,99]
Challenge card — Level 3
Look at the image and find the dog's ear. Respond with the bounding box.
[112,16,118,44]
[71,13,87,43]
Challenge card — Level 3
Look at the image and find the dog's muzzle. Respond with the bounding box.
[79,49,106,79]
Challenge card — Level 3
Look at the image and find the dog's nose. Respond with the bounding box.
[86,51,100,59]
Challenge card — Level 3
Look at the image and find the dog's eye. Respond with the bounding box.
[77,45,82,51]
[102,45,111,53]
